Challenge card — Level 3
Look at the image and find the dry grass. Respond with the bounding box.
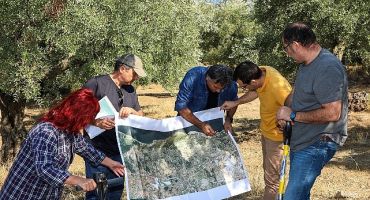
[1,84,370,200]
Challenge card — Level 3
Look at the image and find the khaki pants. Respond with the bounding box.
[261,136,283,200]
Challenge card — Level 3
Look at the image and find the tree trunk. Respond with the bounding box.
[333,41,346,62]
[0,92,27,162]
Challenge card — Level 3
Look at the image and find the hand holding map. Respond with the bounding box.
[85,96,118,138]
[116,108,251,200]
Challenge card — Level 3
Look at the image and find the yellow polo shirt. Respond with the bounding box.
[256,66,292,142]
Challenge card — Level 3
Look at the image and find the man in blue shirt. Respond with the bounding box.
[175,65,238,136]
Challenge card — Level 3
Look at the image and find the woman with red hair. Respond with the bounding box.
[0,88,124,200]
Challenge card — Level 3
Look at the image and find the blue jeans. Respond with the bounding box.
[284,139,338,200]
[85,155,124,200]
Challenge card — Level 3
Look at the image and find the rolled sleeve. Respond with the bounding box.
[175,73,195,111]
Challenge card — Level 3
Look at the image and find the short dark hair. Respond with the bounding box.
[282,22,317,47]
[206,64,233,86]
[234,61,262,84]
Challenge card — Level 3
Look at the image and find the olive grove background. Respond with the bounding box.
[0,0,369,161]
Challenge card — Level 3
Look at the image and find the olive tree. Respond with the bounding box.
[252,0,370,77]
[198,0,260,66]
[0,0,201,161]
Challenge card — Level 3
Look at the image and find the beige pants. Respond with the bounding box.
[261,136,283,200]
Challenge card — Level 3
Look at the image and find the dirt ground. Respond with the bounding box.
[228,103,370,200]
[1,84,369,200]
[135,85,370,200]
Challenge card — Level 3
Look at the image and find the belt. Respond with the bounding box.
[319,134,333,142]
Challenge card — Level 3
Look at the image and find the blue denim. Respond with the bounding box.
[174,66,238,112]
[284,139,338,200]
[85,155,124,200]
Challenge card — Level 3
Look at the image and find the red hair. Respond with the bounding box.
[40,88,100,134]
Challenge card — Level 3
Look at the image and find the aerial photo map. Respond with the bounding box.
[116,108,251,200]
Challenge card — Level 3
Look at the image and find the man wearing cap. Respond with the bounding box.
[83,54,146,200]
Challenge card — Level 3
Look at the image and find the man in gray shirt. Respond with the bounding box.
[276,22,348,200]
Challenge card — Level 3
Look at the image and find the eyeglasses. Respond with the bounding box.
[283,42,292,52]
[116,88,124,107]
[121,64,139,78]
[238,82,249,92]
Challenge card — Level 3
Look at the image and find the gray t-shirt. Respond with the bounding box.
[291,49,348,151]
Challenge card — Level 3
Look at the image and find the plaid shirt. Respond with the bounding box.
[0,122,105,200]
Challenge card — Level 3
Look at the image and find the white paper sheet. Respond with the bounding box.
[116,108,251,200]
[85,96,118,138]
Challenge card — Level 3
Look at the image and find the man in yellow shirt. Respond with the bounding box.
[221,60,291,200]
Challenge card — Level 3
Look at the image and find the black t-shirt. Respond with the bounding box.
[205,90,219,109]
[84,75,141,156]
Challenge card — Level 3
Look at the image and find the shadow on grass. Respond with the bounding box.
[141,105,176,119]
[226,192,263,200]
[61,187,84,200]
[137,92,174,98]
[330,125,370,172]
[233,116,370,172]
[232,118,261,143]
[140,105,159,116]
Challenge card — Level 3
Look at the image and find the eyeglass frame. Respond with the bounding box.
[120,63,139,78]
[237,81,250,92]
[283,42,293,52]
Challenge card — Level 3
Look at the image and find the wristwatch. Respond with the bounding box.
[290,111,296,122]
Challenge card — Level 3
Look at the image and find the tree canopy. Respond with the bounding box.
[199,0,260,66]
[253,0,370,77]
[0,0,201,160]
[0,0,201,104]
[0,0,369,160]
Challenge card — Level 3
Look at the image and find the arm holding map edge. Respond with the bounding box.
[174,65,238,136]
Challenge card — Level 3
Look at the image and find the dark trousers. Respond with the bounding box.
[85,155,124,200]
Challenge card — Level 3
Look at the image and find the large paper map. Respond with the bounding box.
[116,108,251,200]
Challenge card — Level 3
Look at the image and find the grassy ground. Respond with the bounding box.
[1,84,369,200]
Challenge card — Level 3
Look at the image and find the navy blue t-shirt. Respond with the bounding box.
[84,75,141,156]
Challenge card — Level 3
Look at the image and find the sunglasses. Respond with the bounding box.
[116,88,124,107]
